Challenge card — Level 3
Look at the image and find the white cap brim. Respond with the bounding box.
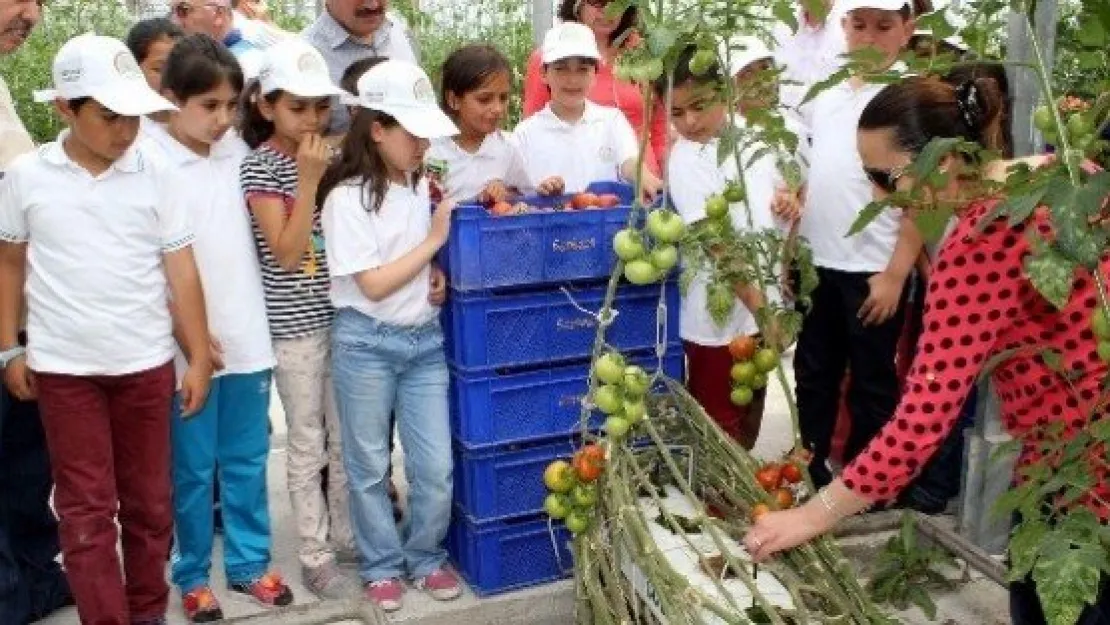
[264,81,347,99]
[841,0,909,12]
[542,50,600,64]
[32,85,177,116]
[392,107,459,139]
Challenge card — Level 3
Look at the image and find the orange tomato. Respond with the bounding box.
[572,192,600,210]
[573,444,606,482]
[729,335,758,361]
[752,503,771,521]
[755,464,782,492]
[772,487,794,509]
[781,463,803,484]
[597,193,621,208]
[490,201,515,216]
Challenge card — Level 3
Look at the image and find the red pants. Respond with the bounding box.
[35,363,175,625]
[684,341,766,449]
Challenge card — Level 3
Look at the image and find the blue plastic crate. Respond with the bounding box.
[454,436,580,521]
[439,182,636,292]
[446,509,573,596]
[443,281,679,372]
[450,348,685,449]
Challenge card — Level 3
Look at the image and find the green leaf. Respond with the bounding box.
[847,201,890,237]
[1008,520,1047,582]
[800,66,852,106]
[772,0,799,33]
[899,512,917,553]
[914,206,956,244]
[1024,247,1077,309]
[646,26,678,58]
[1032,545,1103,625]
[1078,19,1108,47]
[906,584,938,619]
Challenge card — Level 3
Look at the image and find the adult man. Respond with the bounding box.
[302,0,418,134]
[0,1,73,623]
[171,0,264,77]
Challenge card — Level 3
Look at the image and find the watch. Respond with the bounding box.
[0,346,25,368]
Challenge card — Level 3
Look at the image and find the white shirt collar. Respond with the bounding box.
[144,123,243,165]
[41,130,143,174]
[536,100,605,128]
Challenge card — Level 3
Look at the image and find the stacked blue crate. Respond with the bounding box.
[440,182,683,596]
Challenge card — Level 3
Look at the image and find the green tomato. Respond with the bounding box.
[646,210,686,244]
[750,372,768,390]
[621,398,646,424]
[705,194,729,220]
[723,183,745,203]
[1099,340,1110,364]
[642,58,664,82]
[544,493,571,519]
[649,244,679,272]
[731,361,758,386]
[605,415,631,440]
[595,352,626,385]
[622,365,651,398]
[753,348,779,373]
[730,386,754,406]
[688,48,717,76]
[565,510,591,535]
[1068,113,1093,141]
[624,259,660,285]
[571,483,598,508]
[594,384,624,415]
[613,228,646,261]
[1092,308,1110,339]
[1033,105,1055,134]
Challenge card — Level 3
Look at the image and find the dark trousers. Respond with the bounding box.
[795,267,907,486]
[0,385,70,624]
[36,363,176,625]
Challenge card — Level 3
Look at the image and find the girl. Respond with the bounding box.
[238,40,359,601]
[319,59,460,613]
[744,74,1110,625]
[126,17,185,95]
[144,34,288,623]
[424,44,532,204]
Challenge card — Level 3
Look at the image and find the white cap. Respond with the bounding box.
[344,60,458,140]
[258,41,344,98]
[913,7,969,51]
[720,36,773,77]
[839,0,910,13]
[33,33,176,116]
[541,22,601,64]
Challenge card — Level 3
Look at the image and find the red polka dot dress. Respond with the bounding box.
[841,199,1110,512]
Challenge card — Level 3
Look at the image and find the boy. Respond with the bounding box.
[513,21,662,200]
[657,43,793,448]
[794,0,920,487]
[771,0,846,132]
[0,34,212,625]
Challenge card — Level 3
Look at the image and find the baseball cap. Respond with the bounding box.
[258,40,345,98]
[838,0,911,13]
[542,22,601,64]
[720,36,773,77]
[344,60,458,140]
[33,33,176,116]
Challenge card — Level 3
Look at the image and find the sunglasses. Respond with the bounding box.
[864,164,909,194]
[175,2,231,17]
[583,0,615,7]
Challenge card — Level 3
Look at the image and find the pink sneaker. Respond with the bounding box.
[414,567,461,601]
[365,578,404,612]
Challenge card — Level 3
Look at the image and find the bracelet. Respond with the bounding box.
[817,486,840,517]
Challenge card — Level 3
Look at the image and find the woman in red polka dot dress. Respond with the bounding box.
[744,75,1110,623]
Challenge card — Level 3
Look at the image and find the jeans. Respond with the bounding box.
[331,308,452,582]
[170,370,273,592]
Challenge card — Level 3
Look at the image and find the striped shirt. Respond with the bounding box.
[240,142,334,339]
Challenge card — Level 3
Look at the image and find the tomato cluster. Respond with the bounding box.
[750,461,804,521]
[613,209,685,285]
[727,335,778,406]
[487,193,621,217]
[1033,99,1104,155]
[543,444,607,534]
[592,351,652,442]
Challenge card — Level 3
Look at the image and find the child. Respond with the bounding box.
[771,0,846,131]
[0,33,212,624]
[319,59,460,612]
[143,34,288,622]
[238,40,360,600]
[514,22,662,200]
[127,18,185,94]
[656,44,791,449]
[794,0,920,488]
[424,44,532,204]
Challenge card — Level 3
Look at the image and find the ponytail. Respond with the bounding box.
[238,79,279,149]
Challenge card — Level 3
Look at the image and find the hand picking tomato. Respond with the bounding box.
[728,335,758,361]
[751,503,771,521]
[755,463,782,491]
[781,463,804,484]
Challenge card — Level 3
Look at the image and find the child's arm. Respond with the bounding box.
[619,158,663,201]
[245,135,330,271]
[858,213,923,327]
[0,242,32,399]
[352,199,457,301]
[163,247,213,416]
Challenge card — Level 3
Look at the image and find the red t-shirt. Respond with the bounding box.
[521,48,667,174]
[842,199,1110,516]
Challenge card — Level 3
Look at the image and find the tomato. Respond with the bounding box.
[543,460,576,493]
[1033,105,1055,134]
[649,244,679,272]
[566,510,591,534]
[781,463,804,484]
[755,464,782,491]
[751,503,771,521]
[598,193,621,208]
[1099,340,1110,364]
[772,487,794,509]
[730,386,754,407]
[624,259,660,285]
[753,348,779,373]
[613,229,646,261]
[723,183,745,203]
[580,443,606,464]
[704,194,729,219]
[621,399,646,424]
[574,445,606,482]
[1092,308,1110,339]
[572,483,598,508]
[646,210,686,244]
[605,415,631,440]
[750,373,768,390]
[490,201,515,216]
[622,365,651,398]
[573,192,600,209]
[729,335,758,361]
[1068,114,1093,141]
[594,384,624,415]
[595,352,626,385]
[544,493,571,519]
[730,361,757,386]
[688,48,717,76]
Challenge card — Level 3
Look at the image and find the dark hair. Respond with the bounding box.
[911,0,933,15]
[859,75,1006,156]
[161,34,244,101]
[652,44,722,97]
[943,63,1013,157]
[341,56,388,96]
[238,79,279,148]
[317,109,417,213]
[557,0,638,46]
[67,97,92,112]
[126,18,185,65]
[440,44,512,118]
[847,3,914,20]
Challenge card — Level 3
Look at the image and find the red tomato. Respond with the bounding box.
[781,463,803,484]
[729,335,758,361]
[490,201,515,216]
[755,464,782,492]
[573,444,606,482]
[597,193,621,208]
[572,193,600,210]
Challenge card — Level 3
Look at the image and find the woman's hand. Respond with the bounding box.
[771,185,802,223]
[478,180,512,205]
[859,270,905,327]
[743,500,838,562]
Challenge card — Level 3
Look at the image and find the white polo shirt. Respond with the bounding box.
[322,177,436,326]
[772,10,847,131]
[668,125,785,345]
[512,101,638,194]
[0,134,193,375]
[800,81,900,273]
[425,131,532,203]
[141,125,275,379]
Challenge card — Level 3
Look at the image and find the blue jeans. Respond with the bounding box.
[170,370,273,592]
[331,308,452,582]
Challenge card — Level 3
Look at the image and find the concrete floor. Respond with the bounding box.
[38,353,1010,624]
